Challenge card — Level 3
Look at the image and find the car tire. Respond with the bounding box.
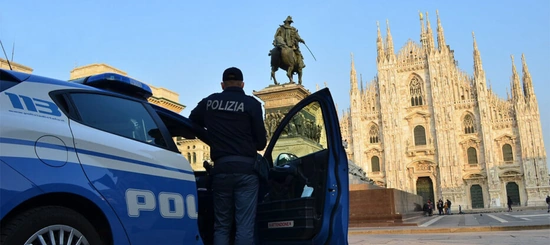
[0,206,104,245]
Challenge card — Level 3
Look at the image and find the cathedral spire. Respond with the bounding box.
[350,52,358,93]
[510,55,523,102]
[376,21,385,63]
[472,32,484,77]
[419,11,427,48]
[385,19,395,60]
[425,12,435,52]
[360,74,364,93]
[521,53,535,98]
[436,10,446,50]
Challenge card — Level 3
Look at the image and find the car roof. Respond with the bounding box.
[1,68,149,102]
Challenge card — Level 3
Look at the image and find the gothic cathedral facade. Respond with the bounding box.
[340,12,549,209]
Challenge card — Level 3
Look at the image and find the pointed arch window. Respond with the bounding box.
[467,147,478,164]
[410,77,424,106]
[502,144,513,162]
[414,125,427,146]
[371,156,380,172]
[369,125,379,144]
[464,114,475,134]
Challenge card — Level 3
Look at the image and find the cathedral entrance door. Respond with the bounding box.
[416,177,434,204]
[506,182,520,206]
[470,184,484,208]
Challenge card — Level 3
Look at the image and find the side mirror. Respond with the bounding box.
[274,153,299,166]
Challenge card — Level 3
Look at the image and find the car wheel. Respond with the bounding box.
[0,206,104,245]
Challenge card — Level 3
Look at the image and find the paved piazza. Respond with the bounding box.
[412,209,550,228]
[349,209,550,244]
[349,230,550,245]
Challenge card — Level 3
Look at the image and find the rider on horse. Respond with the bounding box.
[272,16,306,69]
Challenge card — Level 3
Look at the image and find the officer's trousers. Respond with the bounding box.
[212,173,259,245]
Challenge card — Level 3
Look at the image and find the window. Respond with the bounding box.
[192,152,197,163]
[467,147,478,164]
[70,93,166,147]
[272,101,327,166]
[502,144,513,162]
[464,114,475,134]
[187,153,191,161]
[371,156,380,172]
[410,77,424,106]
[0,80,19,92]
[414,125,427,146]
[369,125,379,144]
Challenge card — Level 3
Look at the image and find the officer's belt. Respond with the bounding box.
[215,155,255,165]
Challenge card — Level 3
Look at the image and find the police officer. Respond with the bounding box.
[189,67,267,245]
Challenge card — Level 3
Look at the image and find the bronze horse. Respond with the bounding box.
[269,39,303,85]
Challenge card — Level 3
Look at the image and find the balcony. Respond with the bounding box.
[406,144,435,157]
[464,162,484,171]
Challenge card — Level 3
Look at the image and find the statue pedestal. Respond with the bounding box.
[254,83,320,157]
[253,83,311,114]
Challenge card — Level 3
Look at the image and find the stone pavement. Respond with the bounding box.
[348,230,550,245]
[348,208,550,235]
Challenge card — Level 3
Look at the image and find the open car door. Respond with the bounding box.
[258,87,349,245]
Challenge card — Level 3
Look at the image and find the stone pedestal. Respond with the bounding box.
[349,188,424,227]
[253,83,311,114]
[253,83,322,159]
[253,83,315,139]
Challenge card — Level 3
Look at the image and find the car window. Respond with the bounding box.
[271,101,328,166]
[0,80,19,92]
[70,93,167,147]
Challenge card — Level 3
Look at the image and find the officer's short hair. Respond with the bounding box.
[222,67,244,83]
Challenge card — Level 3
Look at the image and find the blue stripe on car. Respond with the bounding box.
[0,137,193,175]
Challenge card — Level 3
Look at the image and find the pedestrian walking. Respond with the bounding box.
[446,199,452,215]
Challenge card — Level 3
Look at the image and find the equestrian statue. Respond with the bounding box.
[269,16,314,85]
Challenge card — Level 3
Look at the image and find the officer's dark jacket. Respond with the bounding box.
[189,87,267,174]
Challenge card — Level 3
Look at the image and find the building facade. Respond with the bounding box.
[178,139,211,171]
[69,63,186,115]
[340,12,549,209]
[1,58,33,73]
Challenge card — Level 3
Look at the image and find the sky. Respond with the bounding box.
[2,0,549,169]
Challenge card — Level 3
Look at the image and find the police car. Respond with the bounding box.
[0,68,349,245]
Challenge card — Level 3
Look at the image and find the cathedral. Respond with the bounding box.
[339,11,550,209]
